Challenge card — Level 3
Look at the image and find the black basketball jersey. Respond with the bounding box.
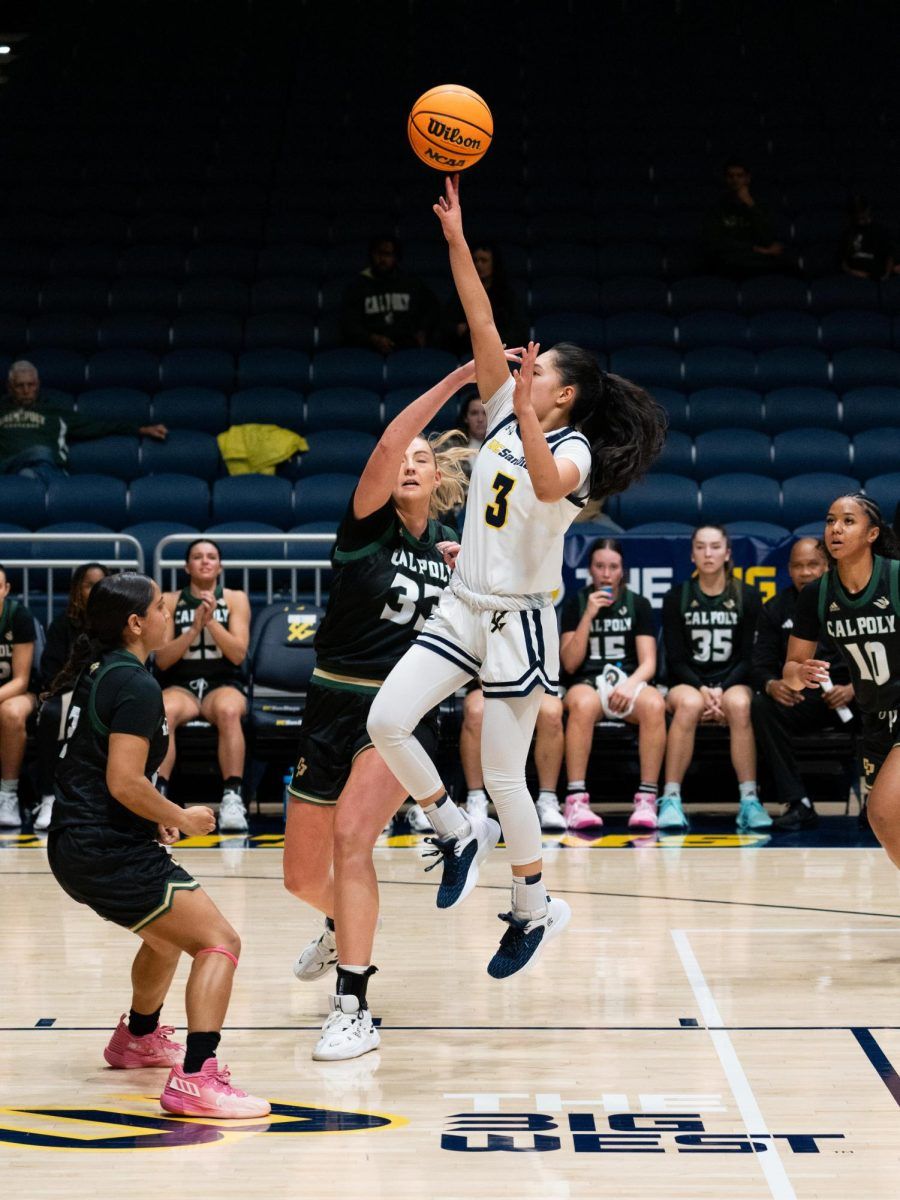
[155,584,244,698]
[560,586,655,680]
[314,495,455,686]
[53,651,169,837]
[662,576,761,687]
[0,598,36,687]
[793,555,900,714]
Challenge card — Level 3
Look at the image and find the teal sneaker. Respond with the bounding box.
[736,795,773,831]
[657,794,690,832]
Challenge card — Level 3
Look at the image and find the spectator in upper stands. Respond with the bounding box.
[440,241,527,357]
[660,525,767,833]
[840,194,893,281]
[702,160,790,278]
[154,540,251,834]
[560,538,665,832]
[751,537,856,832]
[33,561,111,832]
[340,236,438,354]
[0,361,167,486]
[0,564,38,828]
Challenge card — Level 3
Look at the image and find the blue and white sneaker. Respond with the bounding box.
[487,897,571,979]
[736,795,773,831]
[657,793,690,832]
[423,814,500,909]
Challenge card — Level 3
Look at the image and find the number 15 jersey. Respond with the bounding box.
[456,376,592,602]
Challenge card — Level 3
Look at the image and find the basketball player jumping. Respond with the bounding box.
[368,174,666,977]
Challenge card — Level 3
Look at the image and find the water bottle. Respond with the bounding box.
[820,677,853,724]
[282,771,293,824]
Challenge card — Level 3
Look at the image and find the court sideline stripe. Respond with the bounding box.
[672,929,796,1200]
[851,1027,900,1107]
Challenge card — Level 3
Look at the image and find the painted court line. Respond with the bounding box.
[672,928,796,1200]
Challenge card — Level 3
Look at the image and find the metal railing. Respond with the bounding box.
[0,533,144,624]
[154,532,336,605]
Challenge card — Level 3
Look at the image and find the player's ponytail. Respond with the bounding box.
[427,429,475,519]
[554,344,667,500]
[48,572,156,696]
[840,493,900,561]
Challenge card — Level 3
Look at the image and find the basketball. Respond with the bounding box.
[407,84,493,171]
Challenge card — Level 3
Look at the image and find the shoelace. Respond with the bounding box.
[155,1024,178,1043]
[495,910,530,953]
[211,1063,245,1095]
[422,835,458,873]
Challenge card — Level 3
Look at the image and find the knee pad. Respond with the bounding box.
[196,945,239,969]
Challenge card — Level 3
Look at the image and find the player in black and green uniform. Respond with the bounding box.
[47,572,268,1118]
[560,537,665,833]
[283,357,478,1063]
[0,564,39,829]
[661,524,765,833]
[154,540,250,832]
[787,494,900,850]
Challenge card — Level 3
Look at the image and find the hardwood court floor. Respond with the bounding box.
[2,824,900,1200]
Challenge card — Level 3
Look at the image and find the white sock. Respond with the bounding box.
[466,788,487,805]
[739,781,759,799]
[41,793,54,804]
[1,779,18,795]
[424,793,471,840]
[538,789,558,804]
[338,963,368,974]
[566,780,585,795]
[799,796,812,809]
[512,872,548,919]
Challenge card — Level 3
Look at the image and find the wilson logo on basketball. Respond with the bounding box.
[425,118,482,149]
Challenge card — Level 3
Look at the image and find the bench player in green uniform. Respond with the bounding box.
[786,494,900,850]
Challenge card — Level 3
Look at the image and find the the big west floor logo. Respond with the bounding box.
[0,1099,405,1150]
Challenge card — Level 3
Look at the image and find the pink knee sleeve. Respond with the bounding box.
[196,945,239,969]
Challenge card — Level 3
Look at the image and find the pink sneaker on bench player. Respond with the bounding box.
[161,1058,270,1118]
[103,1015,184,1069]
[564,791,603,831]
[628,791,658,831]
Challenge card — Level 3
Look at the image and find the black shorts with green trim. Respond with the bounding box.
[48,826,199,932]
[288,679,439,806]
[861,709,900,794]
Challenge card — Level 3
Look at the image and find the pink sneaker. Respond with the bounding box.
[628,792,658,830]
[103,1015,184,1069]
[161,1058,270,1118]
[564,792,604,831]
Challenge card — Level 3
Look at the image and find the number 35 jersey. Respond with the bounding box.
[313,493,456,680]
[455,376,592,601]
[793,556,900,714]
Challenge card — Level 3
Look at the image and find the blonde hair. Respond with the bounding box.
[423,429,475,519]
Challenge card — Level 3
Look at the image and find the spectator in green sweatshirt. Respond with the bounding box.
[0,361,167,486]
[339,236,438,353]
[702,161,792,278]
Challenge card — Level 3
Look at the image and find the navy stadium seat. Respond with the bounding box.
[301,430,377,477]
[108,278,179,315]
[305,388,381,434]
[212,476,294,527]
[40,277,109,315]
[599,277,669,314]
[650,387,689,431]
[0,477,46,528]
[606,312,676,350]
[33,523,119,563]
[29,349,86,392]
[841,387,900,434]
[243,313,316,353]
[229,387,305,431]
[820,310,891,350]
[294,473,358,524]
[650,430,694,475]
[0,278,40,314]
[77,387,151,425]
[159,349,234,391]
[250,278,319,316]
[309,349,383,391]
[610,347,682,390]
[781,473,861,529]
[68,436,141,481]
[756,347,830,390]
[204,523,288,574]
[688,388,764,432]
[852,429,900,480]
[533,313,605,351]
[141,431,221,480]
[763,386,841,433]
[863,473,900,515]
[383,388,458,433]
[677,311,747,349]
[384,349,459,390]
[772,429,851,479]
[624,522,696,535]
[740,275,809,314]
[670,277,739,314]
[236,349,311,391]
[128,474,210,526]
[700,474,783,525]
[596,243,662,278]
[832,349,900,391]
[123,521,200,575]
[179,278,249,314]
[151,388,229,434]
[87,349,160,391]
[726,520,792,539]
[683,347,756,390]
[809,275,879,313]
[531,244,597,278]
[28,313,97,352]
[118,245,186,279]
[256,244,324,278]
[614,473,699,527]
[0,314,29,351]
[747,310,819,349]
[46,474,128,527]
[694,429,772,477]
[187,244,256,279]
[170,313,243,352]
[530,277,601,316]
[99,313,171,352]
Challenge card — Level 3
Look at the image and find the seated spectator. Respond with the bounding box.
[440,241,527,357]
[702,160,790,278]
[751,537,856,832]
[560,538,665,831]
[661,525,767,833]
[840,194,893,281]
[154,539,250,833]
[0,361,167,485]
[455,390,487,452]
[0,565,39,827]
[339,236,438,353]
[33,561,111,831]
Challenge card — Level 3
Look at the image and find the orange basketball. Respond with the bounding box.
[407,84,493,172]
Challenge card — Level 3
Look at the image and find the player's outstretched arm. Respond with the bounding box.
[433,173,512,401]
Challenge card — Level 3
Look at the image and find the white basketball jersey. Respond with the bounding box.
[455,376,592,601]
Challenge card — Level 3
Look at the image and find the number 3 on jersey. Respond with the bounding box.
[485,471,516,529]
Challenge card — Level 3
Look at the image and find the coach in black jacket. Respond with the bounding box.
[751,537,856,831]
